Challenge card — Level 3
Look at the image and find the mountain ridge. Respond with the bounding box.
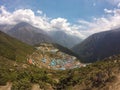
[72,28,120,63]
[0,22,82,48]
[7,22,53,45]
[49,30,82,48]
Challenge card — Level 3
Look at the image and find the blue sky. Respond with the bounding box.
[0,0,120,38]
[0,0,117,22]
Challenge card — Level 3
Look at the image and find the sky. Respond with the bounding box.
[0,0,120,39]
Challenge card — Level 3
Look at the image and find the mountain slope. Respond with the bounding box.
[7,22,53,45]
[0,24,14,33]
[72,28,120,63]
[1,31,120,90]
[0,31,34,62]
[56,55,120,90]
[0,22,82,48]
[49,30,82,48]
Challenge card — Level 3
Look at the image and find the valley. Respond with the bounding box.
[1,1,120,90]
[1,29,120,90]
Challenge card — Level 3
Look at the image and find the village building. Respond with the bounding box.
[27,43,86,70]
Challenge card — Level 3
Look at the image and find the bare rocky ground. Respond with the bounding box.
[106,74,120,90]
[0,82,12,90]
[31,84,42,90]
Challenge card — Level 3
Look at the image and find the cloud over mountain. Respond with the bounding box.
[0,6,85,39]
[0,5,120,39]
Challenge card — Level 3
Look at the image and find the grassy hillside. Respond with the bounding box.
[0,31,34,62]
[56,55,120,90]
[0,56,58,90]
[1,54,120,90]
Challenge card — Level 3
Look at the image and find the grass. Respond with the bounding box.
[0,31,34,62]
[0,54,120,90]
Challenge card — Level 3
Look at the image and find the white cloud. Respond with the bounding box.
[50,18,70,31]
[104,8,113,14]
[0,6,51,30]
[0,5,120,39]
[118,3,120,8]
[78,8,120,37]
[50,18,85,38]
[0,6,85,39]
[37,10,43,14]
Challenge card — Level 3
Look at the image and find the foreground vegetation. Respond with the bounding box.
[0,55,120,90]
[57,56,120,90]
[0,56,57,90]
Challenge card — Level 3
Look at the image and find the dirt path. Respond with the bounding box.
[0,82,12,90]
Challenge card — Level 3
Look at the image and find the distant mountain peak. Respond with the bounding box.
[0,22,83,49]
[15,22,32,27]
[7,22,53,45]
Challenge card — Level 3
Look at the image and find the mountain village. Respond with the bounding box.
[27,43,86,70]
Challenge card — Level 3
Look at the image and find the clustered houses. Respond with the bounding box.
[27,43,86,70]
